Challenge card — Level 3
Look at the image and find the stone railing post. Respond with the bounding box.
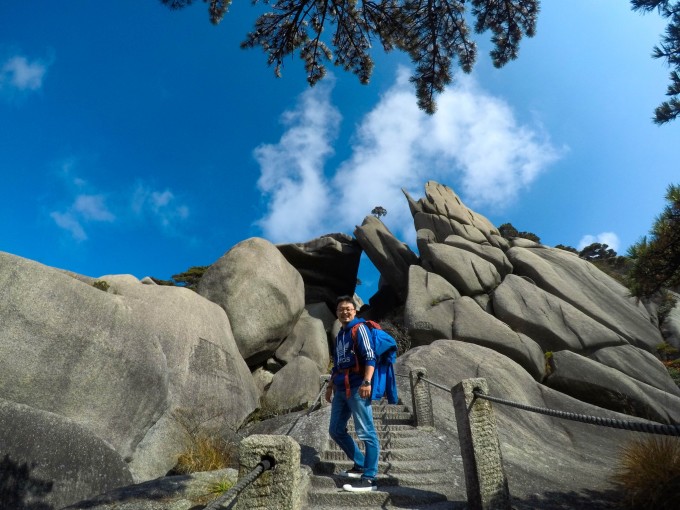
[409,367,434,428]
[452,378,510,510]
[233,434,303,510]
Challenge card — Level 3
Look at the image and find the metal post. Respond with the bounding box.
[409,367,434,428]
[452,378,510,510]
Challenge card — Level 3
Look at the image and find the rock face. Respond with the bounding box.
[404,265,459,346]
[354,215,419,300]
[492,274,626,352]
[0,251,259,503]
[546,350,680,424]
[198,237,305,366]
[452,296,545,381]
[274,310,329,373]
[0,398,133,510]
[395,341,639,502]
[506,246,661,350]
[277,233,361,306]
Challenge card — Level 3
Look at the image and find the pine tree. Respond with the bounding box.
[371,206,387,218]
[627,184,680,297]
[631,0,680,124]
[160,0,539,114]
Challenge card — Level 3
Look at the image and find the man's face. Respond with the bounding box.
[336,301,356,326]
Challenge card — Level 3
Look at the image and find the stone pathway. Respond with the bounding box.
[302,400,467,509]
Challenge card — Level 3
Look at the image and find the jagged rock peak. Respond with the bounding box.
[404,181,500,237]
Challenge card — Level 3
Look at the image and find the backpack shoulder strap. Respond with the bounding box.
[351,319,380,339]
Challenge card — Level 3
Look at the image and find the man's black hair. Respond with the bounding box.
[335,295,354,308]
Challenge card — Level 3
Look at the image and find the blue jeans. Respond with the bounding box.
[328,385,380,479]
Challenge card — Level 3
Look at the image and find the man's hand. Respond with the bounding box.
[358,383,371,399]
[325,385,333,403]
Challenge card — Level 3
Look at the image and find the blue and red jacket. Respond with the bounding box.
[330,318,376,393]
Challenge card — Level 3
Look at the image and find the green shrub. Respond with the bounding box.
[92,280,110,292]
[668,365,680,388]
[657,341,679,361]
[657,291,678,325]
[612,435,680,510]
[544,351,555,376]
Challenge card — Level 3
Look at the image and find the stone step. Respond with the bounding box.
[315,458,450,476]
[304,483,451,508]
[302,502,461,510]
[348,422,415,432]
[326,434,426,449]
[323,445,436,462]
[373,410,415,421]
[311,470,455,488]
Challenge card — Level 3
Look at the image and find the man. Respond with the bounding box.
[325,295,380,492]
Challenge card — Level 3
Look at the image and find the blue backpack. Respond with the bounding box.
[350,319,399,404]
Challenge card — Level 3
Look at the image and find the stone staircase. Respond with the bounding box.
[302,400,466,509]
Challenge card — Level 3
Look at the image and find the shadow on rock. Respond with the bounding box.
[512,488,621,510]
[0,454,54,510]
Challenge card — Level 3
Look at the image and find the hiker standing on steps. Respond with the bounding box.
[324,295,380,493]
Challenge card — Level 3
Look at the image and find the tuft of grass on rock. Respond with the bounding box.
[173,434,238,474]
[209,477,235,495]
[611,435,680,510]
[170,408,239,475]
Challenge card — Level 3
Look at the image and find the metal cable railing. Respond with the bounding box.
[473,390,680,436]
[403,370,680,437]
[204,458,273,510]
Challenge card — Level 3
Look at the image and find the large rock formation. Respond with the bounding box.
[0,251,259,505]
[354,215,419,300]
[277,233,361,306]
[2,179,678,509]
[198,237,305,366]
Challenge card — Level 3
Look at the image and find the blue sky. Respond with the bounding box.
[2,1,678,302]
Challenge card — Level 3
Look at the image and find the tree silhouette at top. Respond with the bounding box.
[160,0,539,114]
[631,0,680,124]
[371,206,387,218]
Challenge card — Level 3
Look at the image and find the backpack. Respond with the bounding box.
[350,319,399,404]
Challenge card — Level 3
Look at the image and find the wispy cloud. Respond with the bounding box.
[49,162,189,240]
[1,54,51,98]
[254,79,340,242]
[578,232,620,252]
[50,194,114,242]
[50,211,87,242]
[131,183,190,228]
[255,68,564,245]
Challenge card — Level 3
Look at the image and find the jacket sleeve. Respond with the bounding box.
[355,323,376,367]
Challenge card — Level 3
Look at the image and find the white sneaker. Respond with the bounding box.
[342,478,377,492]
[338,467,364,479]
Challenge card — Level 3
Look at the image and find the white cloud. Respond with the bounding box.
[51,193,114,241]
[578,232,620,252]
[73,194,115,222]
[255,80,340,242]
[255,68,564,245]
[131,184,190,228]
[1,55,50,96]
[49,160,189,239]
[50,211,87,242]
